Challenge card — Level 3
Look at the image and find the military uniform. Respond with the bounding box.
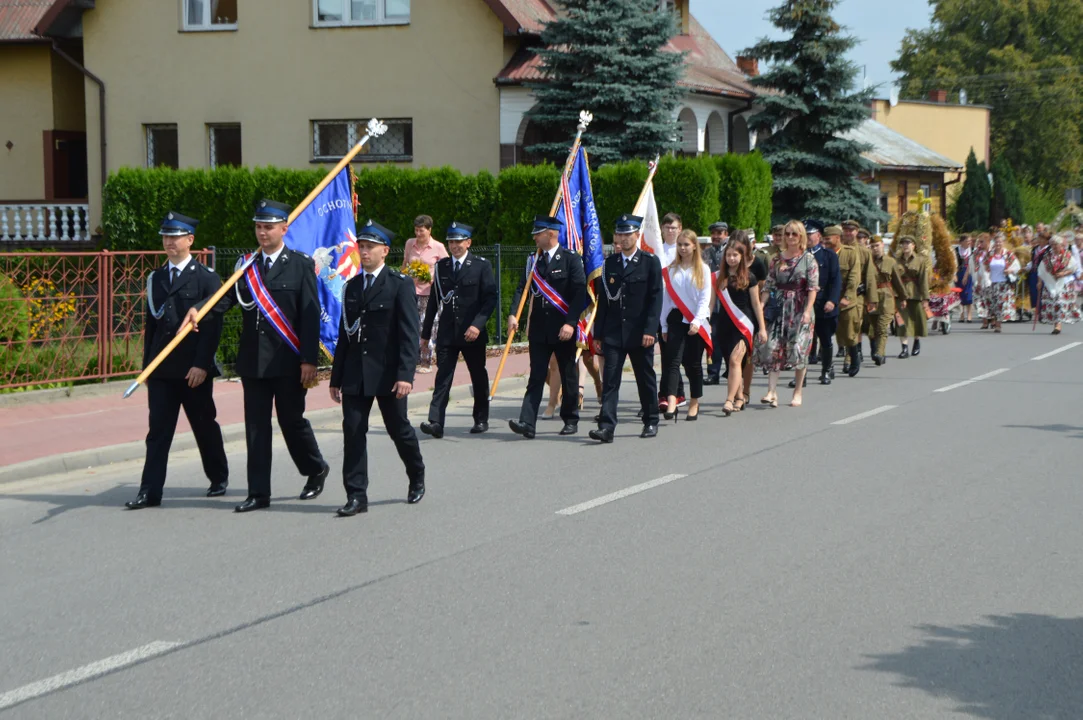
[895,249,930,351]
[834,242,863,372]
[868,252,906,363]
[200,199,328,511]
[330,220,425,514]
[127,212,228,509]
[420,222,497,435]
[840,220,878,373]
[510,216,587,437]
[806,220,841,383]
[589,215,664,443]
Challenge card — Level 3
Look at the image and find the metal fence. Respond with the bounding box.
[0,250,212,391]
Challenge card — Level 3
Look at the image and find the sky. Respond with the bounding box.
[698,0,936,97]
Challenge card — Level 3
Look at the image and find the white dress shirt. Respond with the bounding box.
[660,262,712,333]
[261,245,285,268]
[167,255,193,277]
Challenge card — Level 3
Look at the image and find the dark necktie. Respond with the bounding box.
[453,259,461,277]
[364,273,374,294]
[537,252,549,275]
[170,267,179,286]
[263,255,272,275]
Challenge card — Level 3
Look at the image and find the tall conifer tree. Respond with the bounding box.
[954,150,992,232]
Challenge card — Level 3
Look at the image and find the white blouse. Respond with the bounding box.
[661,262,712,333]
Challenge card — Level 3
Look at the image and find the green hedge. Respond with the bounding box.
[102,155,773,249]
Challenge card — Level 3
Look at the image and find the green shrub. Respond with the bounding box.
[652,156,720,234]
[492,164,563,246]
[0,273,29,346]
[593,161,650,242]
[1020,182,1064,227]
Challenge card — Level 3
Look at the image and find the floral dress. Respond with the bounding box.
[756,251,818,372]
[985,252,1019,323]
[1039,247,1082,325]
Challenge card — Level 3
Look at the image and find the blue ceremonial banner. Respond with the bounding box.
[284,167,360,358]
[555,146,603,343]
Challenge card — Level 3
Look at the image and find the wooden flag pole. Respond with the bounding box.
[488,110,593,402]
[574,155,661,362]
[122,119,389,399]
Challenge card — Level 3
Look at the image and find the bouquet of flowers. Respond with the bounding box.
[403,259,432,284]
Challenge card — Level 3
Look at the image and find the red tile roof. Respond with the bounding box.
[481,0,556,34]
[495,14,757,100]
[0,0,54,43]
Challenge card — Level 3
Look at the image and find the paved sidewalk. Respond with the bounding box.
[0,349,535,482]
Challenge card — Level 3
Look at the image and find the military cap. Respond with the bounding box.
[614,214,644,234]
[357,219,396,246]
[159,211,198,236]
[896,235,915,245]
[823,225,844,237]
[446,221,473,241]
[531,215,563,234]
[841,219,861,229]
[804,219,825,235]
[857,227,872,238]
[252,199,291,223]
[708,221,729,233]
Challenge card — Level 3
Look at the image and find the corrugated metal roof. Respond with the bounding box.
[842,119,964,171]
[0,0,53,42]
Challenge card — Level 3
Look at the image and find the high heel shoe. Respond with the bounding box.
[663,405,680,423]
[722,400,734,416]
[763,394,778,408]
[685,408,699,421]
[734,397,746,412]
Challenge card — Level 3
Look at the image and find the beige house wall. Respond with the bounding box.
[873,170,950,227]
[870,99,990,168]
[0,45,53,200]
[50,52,87,132]
[82,0,506,232]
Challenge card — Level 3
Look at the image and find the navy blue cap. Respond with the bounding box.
[804,218,824,235]
[253,199,291,223]
[159,211,198,236]
[446,221,473,241]
[357,219,396,246]
[614,214,644,234]
[531,215,563,235]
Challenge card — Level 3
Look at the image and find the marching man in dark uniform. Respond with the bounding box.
[185,199,329,513]
[589,214,663,443]
[126,212,228,509]
[419,221,497,438]
[329,220,426,516]
[801,219,840,387]
[507,215,587,439]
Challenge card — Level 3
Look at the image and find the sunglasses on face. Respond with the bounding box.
[783,231,800,237]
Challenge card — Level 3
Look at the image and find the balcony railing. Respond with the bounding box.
[0,203,91,243]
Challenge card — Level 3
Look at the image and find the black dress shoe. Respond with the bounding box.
[509,419,536,439]
[420,421,444,439]
[898,346,910,359]
[589,428,614,443]
[558,422,578,436]
[704,376,720,386]
[872,354,884,366]
[847,347,861,377]
[469,421,488,434]
[640,424,658,439]
[300,464,330,500]
[206,482,228,497]
[407,484,425,504]
[124,493,161,510]
[336,498,368,517]
[235,497,270,513]
[819,374,832,385]
[912,338,921,356]
[829,366,836,379]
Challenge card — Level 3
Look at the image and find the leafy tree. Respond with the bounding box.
[953,149,992,232]
[742,0,888,227]
[526,0,686,164]
[990,154,1025,226]
[892,0,1083,190]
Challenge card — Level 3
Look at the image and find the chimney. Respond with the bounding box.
[928,89,948,103]
[736,56,759,77]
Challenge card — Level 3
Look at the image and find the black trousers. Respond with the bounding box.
[241,375,325,500]
[519,338,579,427]
[139,377,228,498]
[428,343,489,426]
[706,310,724,379]
[660,310,705,399]
[342,393,425,500]
[599,343,658,430]
[657,332,686,398]
[813,313,838,377]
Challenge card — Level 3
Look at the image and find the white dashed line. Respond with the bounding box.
[1031,342,1082,361]
[556,474,687,516]
[934,368,1010,393]
[0,641,181,711]
[831,405,897,425]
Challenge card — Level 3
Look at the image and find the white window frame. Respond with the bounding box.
[920,183,933,213]
[181,0,238,32]
[312,0,410,28]
[145,124,179,169]
[208,123,242,169]
[311,119,413,163]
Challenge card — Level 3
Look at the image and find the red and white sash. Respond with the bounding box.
[662,267,712,354]
[527,254,570,315]
[714,272,754,349]
[243,253,301,355]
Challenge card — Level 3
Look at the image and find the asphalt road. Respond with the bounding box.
[2,324,1082,719]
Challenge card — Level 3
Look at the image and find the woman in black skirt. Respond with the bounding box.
[715,240,767,415]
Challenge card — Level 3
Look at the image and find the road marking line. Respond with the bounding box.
[831,405,897,426]
[0,641,181,711]
[934,368,1009,393]
[1032,342,1082,361]
[556,474,687,516]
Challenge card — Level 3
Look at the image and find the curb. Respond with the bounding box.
[0,372,532,486]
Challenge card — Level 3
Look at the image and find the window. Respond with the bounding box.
[208,124,242,168]
[879,193,889,214]
[145,124,179,169]
[313,0,409,26]
[183,0,237,30]
[312,119,413,162]
[920,183,932,213]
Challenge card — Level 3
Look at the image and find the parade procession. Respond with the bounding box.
[6,0,1083,716]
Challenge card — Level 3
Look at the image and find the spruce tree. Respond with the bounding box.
[526,0,686,165]
[742,0,888,227]
[990,155,1026,226]
[954,150,992,232]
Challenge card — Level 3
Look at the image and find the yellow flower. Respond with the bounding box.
[404,259,432,283]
